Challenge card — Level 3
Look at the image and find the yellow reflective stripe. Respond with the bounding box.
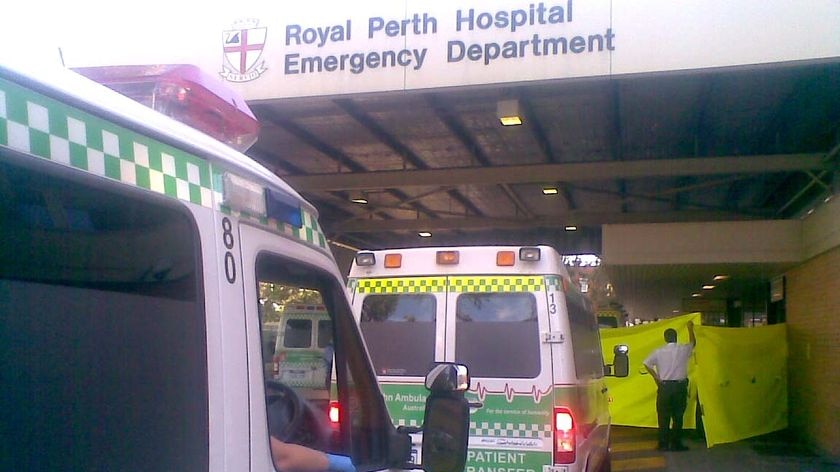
[352,276,547,294]
[449,276,544,293]
[353,277,446,294]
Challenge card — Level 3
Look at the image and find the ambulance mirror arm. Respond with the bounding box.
[605,344,630,377]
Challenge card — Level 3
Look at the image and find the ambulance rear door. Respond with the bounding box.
[443,274,556,470]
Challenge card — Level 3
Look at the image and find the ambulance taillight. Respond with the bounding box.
[553,407,576,464]
[74,64,259,152]
[273,351,287,375]
[329,401,341,425]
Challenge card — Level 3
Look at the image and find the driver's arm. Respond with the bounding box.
[270,437,356,472]
[269,437,329,472]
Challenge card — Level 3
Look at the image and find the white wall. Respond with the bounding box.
[801,196,840,260]
[602,220,802,265]
[19,0,838,100]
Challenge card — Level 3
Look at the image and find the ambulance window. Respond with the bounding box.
[455,293,540,378]
[0,155,207,469]
[256,255,394,463]
[598,316,619,328]
[284,319,314,348]
[568,297,605,378]
[360,294,436,376]
[317,320,333,348]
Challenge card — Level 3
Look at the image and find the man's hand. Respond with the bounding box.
[644,364,661,386]
[687,320,696,347]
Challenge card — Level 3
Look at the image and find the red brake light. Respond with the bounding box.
[553,407,576,464]
[329,401,340,425]
[74,64,260,152]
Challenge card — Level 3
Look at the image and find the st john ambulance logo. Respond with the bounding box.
[220,19,268,83]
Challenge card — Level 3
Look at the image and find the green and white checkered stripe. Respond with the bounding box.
[449,276,545,293]
[0,76,329,252]
[353,277,447,294]
[396,418,552,438]
[0,77,213,207]
[471,421,552,439]
[394,418,422,428]
[545,275,561,289]
[278,361,327,388]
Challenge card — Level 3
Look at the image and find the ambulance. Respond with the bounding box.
[0,58,470,472]
[270,305,332,392]
[348,246,630,472]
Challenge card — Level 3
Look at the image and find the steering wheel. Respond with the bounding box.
[265,380,330,449]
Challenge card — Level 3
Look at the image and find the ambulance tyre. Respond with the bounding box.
[265,380,330,449]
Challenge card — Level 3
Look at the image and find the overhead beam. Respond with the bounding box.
[283,154,825,191]
[255,106,439,219]
[333,98,485,217]
[519,94,576,210]
[426,94,531,216]
[328,210,759,233]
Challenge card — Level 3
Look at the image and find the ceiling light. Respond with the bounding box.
[713,274,729,281]
[565,226,578,232]
[349,191,368,204]
[497,99,522,126]
[691,293,702,298]
[418,231,432,238]
[542,187,559,195]
[702,285,715,290]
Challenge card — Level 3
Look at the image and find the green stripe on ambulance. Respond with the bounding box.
[0,77,328,251]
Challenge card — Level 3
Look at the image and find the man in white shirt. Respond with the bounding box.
[643,320,696,451]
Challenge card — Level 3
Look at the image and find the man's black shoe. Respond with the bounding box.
[656,443,669,451]
[671,444,689,451]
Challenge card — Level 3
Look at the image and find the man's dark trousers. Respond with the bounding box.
[656,379,688,449]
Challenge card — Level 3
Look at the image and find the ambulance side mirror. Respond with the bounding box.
[605,344,630,377]
[420,363,470,472]
[424,363,469,393]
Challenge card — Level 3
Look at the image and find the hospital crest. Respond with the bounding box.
[220,19,268,82]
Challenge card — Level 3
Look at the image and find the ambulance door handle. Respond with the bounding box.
[468,401,484,409]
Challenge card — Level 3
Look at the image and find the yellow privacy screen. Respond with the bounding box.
[600,314,701,430]
[600,314,788,447]
[692,323,788,446]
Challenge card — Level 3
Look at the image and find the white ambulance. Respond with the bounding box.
[0,58,470,472]
[270,305,332,391]
[348,246,630,472]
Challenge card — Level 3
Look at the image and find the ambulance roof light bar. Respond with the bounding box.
[222,172,303,227]
[74,64,260,152]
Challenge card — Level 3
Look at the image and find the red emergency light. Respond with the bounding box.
[74,64,260,152]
